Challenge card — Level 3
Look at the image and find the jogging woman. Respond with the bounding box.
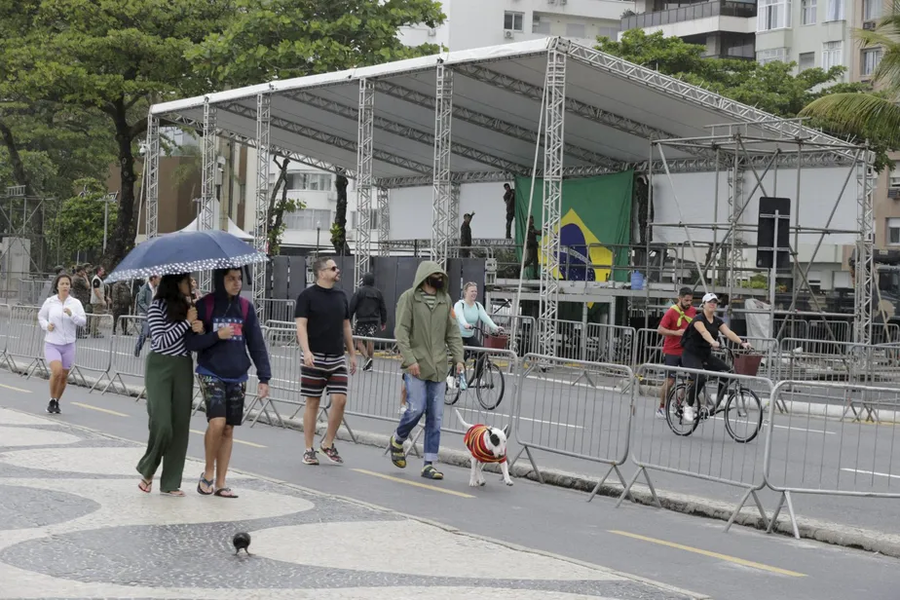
[38,273,87,414]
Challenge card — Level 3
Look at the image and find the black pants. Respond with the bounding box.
[462,336,487,380]
[681,351,730,407]
[505,215,513,239]
[522,248,538,279]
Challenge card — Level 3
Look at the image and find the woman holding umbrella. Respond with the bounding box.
[136,273,197,496]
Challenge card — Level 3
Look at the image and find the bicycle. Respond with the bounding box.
[664,346,764,443]
[444,326,506,410]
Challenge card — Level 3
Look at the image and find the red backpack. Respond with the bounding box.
[199,294,251,325]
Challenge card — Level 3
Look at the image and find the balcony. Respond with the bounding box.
[622,0,757,30]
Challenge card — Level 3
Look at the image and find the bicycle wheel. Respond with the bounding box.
[444,364,463,406]
[665,383,700,437]
[475,359,505,410]
[723,386,763,443]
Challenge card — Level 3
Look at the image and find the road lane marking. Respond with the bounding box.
[841,468,900,480]
[0,383,32,393]
[608,530,805,577]
[70,402,128,417]
[189,429,267,448]
[352,468,476,498]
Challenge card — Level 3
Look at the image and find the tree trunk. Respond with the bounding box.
[332,172,351,255]
[267,157,290,254]
[103,98,138,270]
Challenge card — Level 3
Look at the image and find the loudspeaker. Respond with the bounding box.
[757,197,791,270]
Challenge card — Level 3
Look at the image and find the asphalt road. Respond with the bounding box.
[0,369,897,600]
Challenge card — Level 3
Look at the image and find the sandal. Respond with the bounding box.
[214,487,238,499]
[389,436,406,469]
[421,464,443,480]
[197,474,215,496]
[160,489,185,497]
[138,478,152,493]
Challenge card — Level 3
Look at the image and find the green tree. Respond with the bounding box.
[800,11,900,147]
[267,157,304,255]
[0,0,235,269]
[49,179,119,265]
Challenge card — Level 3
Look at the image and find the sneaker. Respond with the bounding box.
[319,443,344,464]
[46,399,58,414]
[655,407,666,419]
[363,358,374,372]
[302,449,319,465]
[682,405,695,422]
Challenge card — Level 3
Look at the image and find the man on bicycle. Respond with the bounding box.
[680,293,750,422]
[454,282,502,380]
[657,287,696,419]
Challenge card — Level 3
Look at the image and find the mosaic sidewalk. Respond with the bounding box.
[0,407,696,599]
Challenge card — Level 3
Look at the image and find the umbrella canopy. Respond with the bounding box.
[105,230,267,283]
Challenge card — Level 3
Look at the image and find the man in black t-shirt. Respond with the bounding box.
[295,257,357,466]
[681,293,750,422]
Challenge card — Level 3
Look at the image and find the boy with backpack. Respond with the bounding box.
[186,268,271,498]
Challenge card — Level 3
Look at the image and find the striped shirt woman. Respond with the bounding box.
[136,273,196,497]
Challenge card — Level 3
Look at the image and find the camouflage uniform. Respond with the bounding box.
[71,270,92,338]
[111,280,133,335]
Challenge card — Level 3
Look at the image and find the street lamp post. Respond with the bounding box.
[99,192,118,253]
[316,222,321,257]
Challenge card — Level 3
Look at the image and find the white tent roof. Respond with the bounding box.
[180,200,253,240]
[150,37,857,186]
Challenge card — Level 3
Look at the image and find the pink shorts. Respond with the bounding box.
[45,342,76,370]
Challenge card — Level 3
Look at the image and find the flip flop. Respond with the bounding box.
[138,478,152,493]
[197,474,215,496]
[160,489,185,497]
[214,487,238,499]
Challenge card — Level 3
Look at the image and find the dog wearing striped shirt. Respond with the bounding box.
[455,409,513,487]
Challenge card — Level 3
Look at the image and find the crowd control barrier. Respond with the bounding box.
[6,305,47,378]
[106,316,150,400]
[70,313,114,392]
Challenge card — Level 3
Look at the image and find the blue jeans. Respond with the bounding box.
[394,374,446,463]
[134,318,150,355]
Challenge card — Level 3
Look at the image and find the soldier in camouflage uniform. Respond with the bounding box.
[111,280,133,335]
[71,265,92,339]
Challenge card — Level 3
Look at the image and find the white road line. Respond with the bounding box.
[841,468,900,480]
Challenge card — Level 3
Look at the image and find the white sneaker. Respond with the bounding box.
[655,407,666,419]
[682,405,695,422]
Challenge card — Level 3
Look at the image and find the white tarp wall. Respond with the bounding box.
[651,166,860,246]
[390,181,511,240]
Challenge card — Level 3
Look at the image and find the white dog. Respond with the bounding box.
[455,409,514,487]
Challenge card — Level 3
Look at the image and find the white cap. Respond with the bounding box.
[702,293,719,304]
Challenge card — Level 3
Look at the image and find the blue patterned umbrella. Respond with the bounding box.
[105,230,267,283]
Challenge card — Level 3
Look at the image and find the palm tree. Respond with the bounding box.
[801,6,900,146]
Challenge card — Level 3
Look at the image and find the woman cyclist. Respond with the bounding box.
[680,293,751,422]
[454,282,502,379]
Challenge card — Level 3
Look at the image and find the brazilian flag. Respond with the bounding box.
[515,171,633,283]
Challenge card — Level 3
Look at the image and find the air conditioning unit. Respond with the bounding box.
[863,21,876,30]
[504,29,514,38]
[888,188,900,199]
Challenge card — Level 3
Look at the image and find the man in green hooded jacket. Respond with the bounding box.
[389,260,464,480]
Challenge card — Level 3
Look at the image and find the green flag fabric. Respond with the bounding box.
[514,171,633,282]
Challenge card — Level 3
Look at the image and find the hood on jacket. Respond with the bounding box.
[412,260,448,291]
[362,272,375,287]
[213,268,242,299]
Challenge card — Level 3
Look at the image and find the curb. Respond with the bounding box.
[28,368,900,559]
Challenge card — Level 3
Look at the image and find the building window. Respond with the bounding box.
[758,0,791,31]
[889,218,900,245]
[799,52,816,71]
[863,0,881,21]
[532,14,550,34]
[824,0,843,21]
[862,48,883,76]
[889,167,900,189]
[757,47,788,65]
[283,208,332,231]
[822,41,843,70]
[801,0,817,24]
[504,11,524,32]
[566,23,587,38]
[350,209,379,231]
[286,173,332,191]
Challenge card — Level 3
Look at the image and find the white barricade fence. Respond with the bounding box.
[805,319,852,344]
[264,320,300,348]
[585,323,636,367]
[777,338,872,415]
[634,328,664,372]
[773,318,808,341]
[0,304,9,370]
[6,305,46,377]
[106,315,149,399]
[866,343,900,387]
[70,313,113,392]
[871,323,900,346]
[547,319,588,361]
[489,312,536,356]
[628,361,773,531]
[511,354,633,500]
[259,299,296,324]
[764,380,900,538]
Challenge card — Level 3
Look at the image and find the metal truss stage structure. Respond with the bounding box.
[147,36,872,353]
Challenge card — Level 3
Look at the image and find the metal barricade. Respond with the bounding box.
[634,328,663,369]
[0,304,9,370]
[550,319,588,361]
[264,320,300,348]
[627,362,773,531]
[805,319,852,343]
[105,315,149,399]
[511,354,633,500]
[6,305,46,377]
[868,343,900,386]
[70,313,113,391]
[764,380,900,538]
[17,279,50,306]
[259,299,295,324]
[584,323,636,367]
[488,313,536,356]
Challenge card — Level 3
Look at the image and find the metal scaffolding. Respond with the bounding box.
[355,79,375,288]
[537,49,567,357]
[145,115,161,240]
[855,160,876,345]
[449,182,461,258]
[199,100,218,293]
[431,64,453,266]
[253,92,271,318]
[377,186,390,257]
